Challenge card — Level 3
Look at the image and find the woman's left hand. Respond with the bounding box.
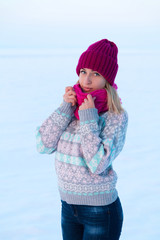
[79,94,96,110]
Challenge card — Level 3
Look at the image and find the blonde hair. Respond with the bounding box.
[104,81,124,114]
[76,80,124,114]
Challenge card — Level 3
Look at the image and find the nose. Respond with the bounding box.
[84,73,92,85]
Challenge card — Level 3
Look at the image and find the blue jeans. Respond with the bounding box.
[61,197,123,240]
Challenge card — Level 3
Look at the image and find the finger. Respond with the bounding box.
[79,103,84,110]
[67,97,77,106]
[65,86,71,92]
[67,90,76,96]
[72,100,77,106]
[87,94,94,101]
[67,98,76,106]
[65,86,73,93]
[68,95,77,101]
[63,93,77,102]
[87,95,96,102]
[71,97,78,106]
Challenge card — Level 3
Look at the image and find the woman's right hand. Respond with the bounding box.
[63,86,77,106]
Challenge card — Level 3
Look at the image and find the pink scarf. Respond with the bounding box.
[73,83,108,120]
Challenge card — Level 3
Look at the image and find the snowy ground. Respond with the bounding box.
[0,48,160,239]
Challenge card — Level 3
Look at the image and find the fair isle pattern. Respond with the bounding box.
[36,127,55,154]
[79,112,128,175]
[39,109,72,148]
[60,131,81,143]
[80,119,97,125]
[55,109,71,120]
[55,151,87,167]
[56,132,120,173]
[58,186,116,196]
[57,139,82,157]
[55,161,117,185]
[87,145,105,173]
[58,179,116,194]
[36,101,128,206]
[80,121,100,136]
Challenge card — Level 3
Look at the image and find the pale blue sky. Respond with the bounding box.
[0,0,159,49]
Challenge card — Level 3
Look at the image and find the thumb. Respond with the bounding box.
[93,97,96,101]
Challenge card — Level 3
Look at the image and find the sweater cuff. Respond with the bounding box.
[78,108,99,122]
[58,100,76,117]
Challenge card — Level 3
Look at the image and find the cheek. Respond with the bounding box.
[78,77,83,85]
[94,79,106,88]
[99,78,106,88]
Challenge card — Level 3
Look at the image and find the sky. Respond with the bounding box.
[0,0,160,49]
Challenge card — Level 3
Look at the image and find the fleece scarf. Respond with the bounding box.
[73,83,108,120]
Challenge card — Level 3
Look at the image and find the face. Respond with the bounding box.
[78,68,106,93]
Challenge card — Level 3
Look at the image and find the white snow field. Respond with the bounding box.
[0,48,160,240]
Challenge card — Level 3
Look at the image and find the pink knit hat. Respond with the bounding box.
[76,39,118,86]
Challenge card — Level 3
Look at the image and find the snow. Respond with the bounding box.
[0,48,160,239]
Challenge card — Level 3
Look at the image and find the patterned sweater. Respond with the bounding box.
[36,100,128,206]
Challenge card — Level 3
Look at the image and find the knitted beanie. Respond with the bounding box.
[76,39,118,86]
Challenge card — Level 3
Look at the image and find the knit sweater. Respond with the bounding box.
[36,100,128,206]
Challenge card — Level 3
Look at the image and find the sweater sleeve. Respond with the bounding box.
[78,108,128,174]
[36,101,76,154]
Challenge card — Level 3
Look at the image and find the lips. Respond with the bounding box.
[83,87,92,92]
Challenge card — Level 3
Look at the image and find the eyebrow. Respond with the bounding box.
[81,68,96,72]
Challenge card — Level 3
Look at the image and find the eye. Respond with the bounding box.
[80,70,86,74]
[94,72,100,76]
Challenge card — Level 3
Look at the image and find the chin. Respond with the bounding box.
[82,89,92,93]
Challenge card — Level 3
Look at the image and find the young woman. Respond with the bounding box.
[36,39,128,240]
